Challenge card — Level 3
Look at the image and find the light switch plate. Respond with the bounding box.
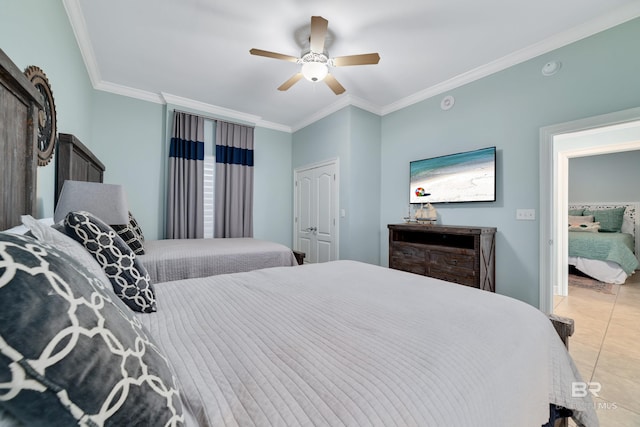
[516,209,536,220]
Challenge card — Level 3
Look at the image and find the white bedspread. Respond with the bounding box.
[138,238,298,283]
[137,260,597,427]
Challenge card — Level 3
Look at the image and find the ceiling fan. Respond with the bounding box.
[250,16,380,95]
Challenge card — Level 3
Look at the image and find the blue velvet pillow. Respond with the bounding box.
[0,232,183,426]
[64,211,156,313]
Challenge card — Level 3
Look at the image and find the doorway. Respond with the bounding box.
[539,106,640,313]
[293,159,339,263]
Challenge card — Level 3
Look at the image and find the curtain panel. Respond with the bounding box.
[166,112,205,239]
[214,121,254,238]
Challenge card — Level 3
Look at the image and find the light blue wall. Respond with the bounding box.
[348,108,381,264]
[90,91,166,239]
[292,106,381,263]
[569,151,640,203]
[253,127,293,247]
[1,0,94,217]
[380,18,640,305]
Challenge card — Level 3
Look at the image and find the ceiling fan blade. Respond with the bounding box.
[309,16,328,53]
[250,48,299,63]
[278,73,303,91]
[324,74,345,95]
[332,53,380,67]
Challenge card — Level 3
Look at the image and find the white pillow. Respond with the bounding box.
[3,224,29,235]
[568,215,594,225]
[4,217,54,235]
[21,215,111,287]
[568,221,601,232]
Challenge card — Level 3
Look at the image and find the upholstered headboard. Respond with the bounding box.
[0,48,43,230]
[569,202,640,262]
[54,133,105,207]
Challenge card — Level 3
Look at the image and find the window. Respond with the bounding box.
[203,120,216,238]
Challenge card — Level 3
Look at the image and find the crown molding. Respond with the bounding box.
[161,93,292,132]
[63,0,101,87]
[65,1,640,131]
[381,3,640,116]
[95,81,164,104]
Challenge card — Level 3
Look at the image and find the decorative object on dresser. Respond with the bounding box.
[55,133,105,206]
[0,48,43,230]
[388,223,496,292]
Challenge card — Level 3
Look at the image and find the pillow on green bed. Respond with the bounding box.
[583,207,626,232]
[568,222,600,232]
[568,208,585,216]
[0,232,183,426]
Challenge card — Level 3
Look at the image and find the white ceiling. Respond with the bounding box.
[65,0,640,132]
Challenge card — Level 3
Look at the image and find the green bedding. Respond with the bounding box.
[569,231,639,274]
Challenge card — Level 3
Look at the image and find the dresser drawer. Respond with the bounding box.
[429,251,475,270]
[429,266,477,287]
[390,244,426,275]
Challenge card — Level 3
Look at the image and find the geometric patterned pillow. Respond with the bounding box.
[64,211,156,313]
[0,232,183,426]
[111,211,145,255]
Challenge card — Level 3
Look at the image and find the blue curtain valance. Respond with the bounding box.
[215,145,254,167]
[169,137,204,161]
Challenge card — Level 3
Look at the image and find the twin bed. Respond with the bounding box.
[0,51,598,426]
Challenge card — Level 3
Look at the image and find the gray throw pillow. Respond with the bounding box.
[0,232,183,426]
[64,211,156,313]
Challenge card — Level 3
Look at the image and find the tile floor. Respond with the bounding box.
[554,273,640,427]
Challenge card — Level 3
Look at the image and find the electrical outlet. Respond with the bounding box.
[516,209,536,220]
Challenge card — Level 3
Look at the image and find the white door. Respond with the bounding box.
[294,160,338,263]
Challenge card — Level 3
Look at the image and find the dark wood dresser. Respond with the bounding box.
[388,223,496,292]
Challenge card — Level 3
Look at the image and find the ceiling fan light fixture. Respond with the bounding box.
[301,61,328,82]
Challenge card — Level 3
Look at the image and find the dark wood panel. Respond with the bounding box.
[55,133,105,207]
[0,48,42,230]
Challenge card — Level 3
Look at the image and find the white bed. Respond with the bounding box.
[138,237,298,283]
[139,260,597,427]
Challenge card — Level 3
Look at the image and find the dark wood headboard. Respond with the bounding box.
[54,133,105,207]
[0,48,43,230]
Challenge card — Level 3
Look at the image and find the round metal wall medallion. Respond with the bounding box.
[24,66,57,166]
